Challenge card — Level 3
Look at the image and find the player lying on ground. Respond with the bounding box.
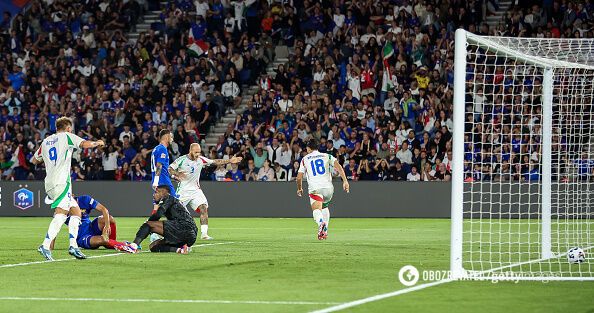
[168,143,242,240]
[297,140,350,240]
[127,185,198,254]
[31,116,105,261]
[49,195,130,251]
[151,129,177,214]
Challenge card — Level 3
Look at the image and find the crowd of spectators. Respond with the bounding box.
[0,0,592,182]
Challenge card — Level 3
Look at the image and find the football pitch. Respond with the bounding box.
[0,217,592,313]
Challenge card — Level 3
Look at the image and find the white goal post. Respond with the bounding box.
[451,29,594,280]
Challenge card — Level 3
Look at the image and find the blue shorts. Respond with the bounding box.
[78,218,102,249]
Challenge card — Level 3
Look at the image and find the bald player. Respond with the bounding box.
[168,143,242,239]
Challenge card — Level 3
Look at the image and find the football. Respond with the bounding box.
[567,247,586,264]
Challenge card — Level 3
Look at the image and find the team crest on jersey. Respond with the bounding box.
[14,188,34,210]
[161,153,166,158]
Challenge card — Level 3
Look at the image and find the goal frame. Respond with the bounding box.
[450,29,593,281]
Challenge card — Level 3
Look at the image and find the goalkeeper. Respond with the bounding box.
[127,186,198,254]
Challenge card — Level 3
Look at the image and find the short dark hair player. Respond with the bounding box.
[127,186,198,254]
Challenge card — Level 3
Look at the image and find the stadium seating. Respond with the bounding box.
[0,0,591,182]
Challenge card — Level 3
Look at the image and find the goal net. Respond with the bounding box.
[451,29,594,280]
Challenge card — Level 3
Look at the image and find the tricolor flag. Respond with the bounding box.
[187,25,208,58]
[382,41,395,90]
[10,145,29,170]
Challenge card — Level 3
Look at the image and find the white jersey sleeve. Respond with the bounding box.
[68,133,85,149]
[298,160,306,174]
[170,155,185,170]
[198,156,215,166]
[33,146,43,162]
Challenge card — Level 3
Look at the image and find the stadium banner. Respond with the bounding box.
[0,181,458,217]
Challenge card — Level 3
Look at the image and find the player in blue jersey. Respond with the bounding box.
[151,129,177,213]
[50,195,129,251]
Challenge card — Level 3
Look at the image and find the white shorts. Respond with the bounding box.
[47,183,78,210]
[179,190,208,212]
[308,187,334,208]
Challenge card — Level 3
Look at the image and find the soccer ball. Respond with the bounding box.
[567,247,586,264]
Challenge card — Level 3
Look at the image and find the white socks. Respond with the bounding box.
[68,215,81,248]
[322,208,330,226]
[201,225,208,237]
[42,213,68,249]
[312,209,324,225]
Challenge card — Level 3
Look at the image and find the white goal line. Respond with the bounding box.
[0,242,237,269]
[0,296,339,306]
[309,279,453,313]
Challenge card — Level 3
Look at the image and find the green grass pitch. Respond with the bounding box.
[0,217,592,313]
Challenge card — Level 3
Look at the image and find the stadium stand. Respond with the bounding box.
[0,0,592,182]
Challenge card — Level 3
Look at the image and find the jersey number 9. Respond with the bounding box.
[310,159,326,176]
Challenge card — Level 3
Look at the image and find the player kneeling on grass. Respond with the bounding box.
[127,185,198,254]
[168,143,242,240]
[49,195,130,251]
[297,140,350,240]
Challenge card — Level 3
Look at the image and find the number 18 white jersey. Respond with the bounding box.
[298,150,337,192]
[33,132,84,192]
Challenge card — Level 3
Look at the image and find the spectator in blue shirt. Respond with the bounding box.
[121,139,137,164]
[8,65,25,90]
[229,163,244,181]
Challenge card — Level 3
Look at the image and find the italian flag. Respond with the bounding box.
[10,145,29,170]
[382,41,394,90]
[187,25,208,57]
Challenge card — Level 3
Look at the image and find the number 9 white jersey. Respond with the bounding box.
[33,132,84,192]
[298,150,337,192]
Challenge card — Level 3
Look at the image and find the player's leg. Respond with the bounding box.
[308,192,326,240]
[39,185,78,260]
[320,187,334,239]
[197,205,212,239]
[108,216,117,240]
[40,207,69,260]
[66,194,87,259]
[90,217,127,249]
[67,206,82,249]
[190,192,212,239]
[132,220,164,249]
[149,239,186,253]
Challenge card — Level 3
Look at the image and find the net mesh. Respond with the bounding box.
[462,35,594,279]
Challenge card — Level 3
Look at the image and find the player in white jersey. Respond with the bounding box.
[297,140,349,240]
[168,143,242,240]
[30,117,105,261]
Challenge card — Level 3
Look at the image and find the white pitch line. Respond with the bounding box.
[0,296,339,305]
[309,279,453,313]
[0,242,237,269]
[311,245,594,312]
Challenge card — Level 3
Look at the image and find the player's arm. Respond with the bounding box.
[296,160,305,197]
[152,162,163,189]
[168,157,186,181]
[95,203,111,238]
[152,147,165,188]
[334,159,350,193]
[76,133,105,149]
[147,203,166,221]
[30,146,43,165]
[209,156,243,167]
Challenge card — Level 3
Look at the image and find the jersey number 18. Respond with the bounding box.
[310,159,325,176]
